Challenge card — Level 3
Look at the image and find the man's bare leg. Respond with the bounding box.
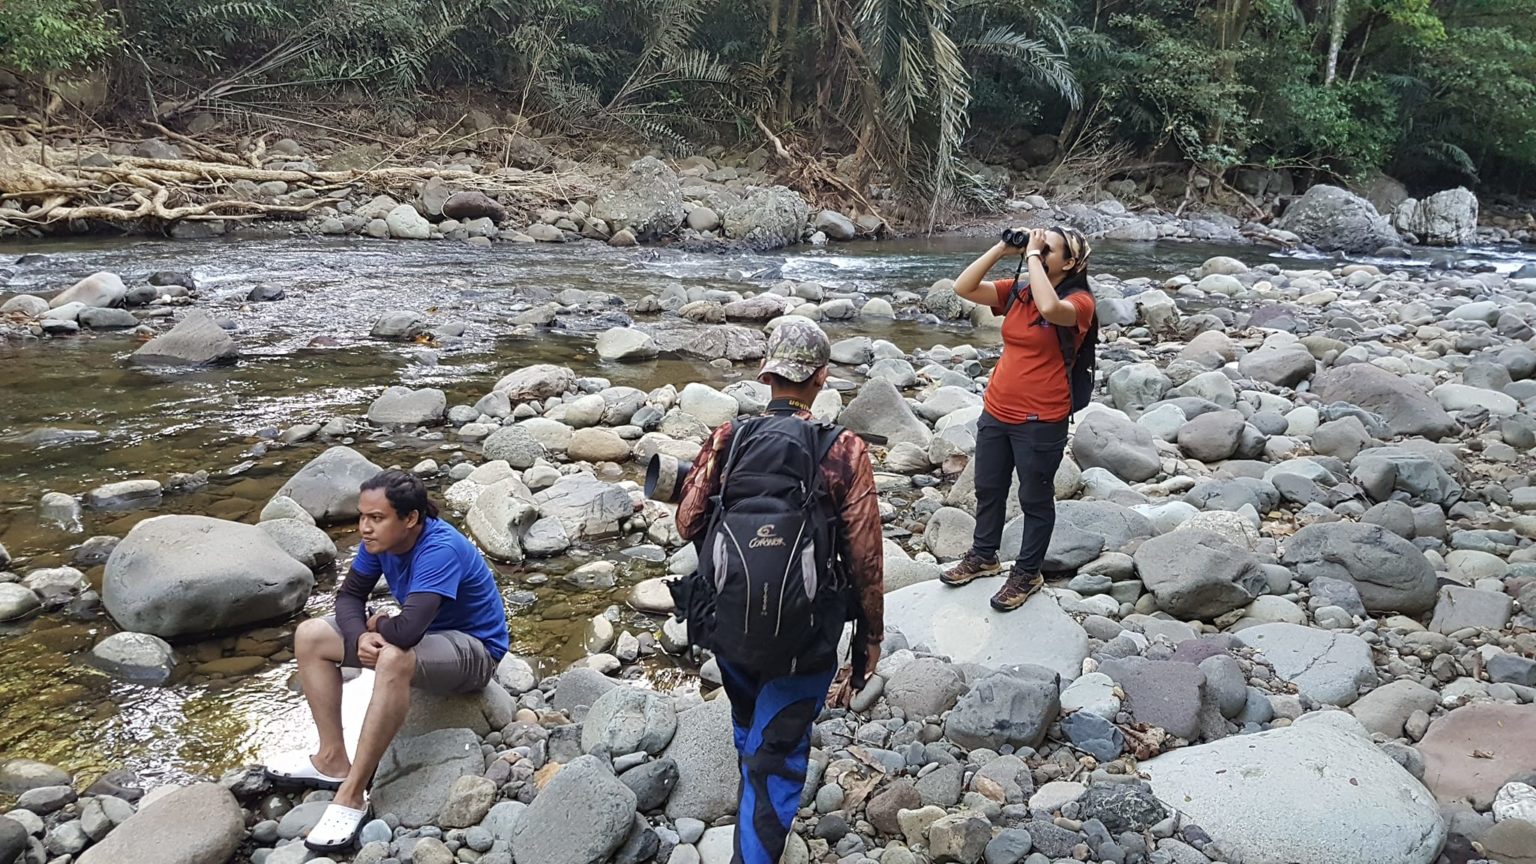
[333,644,415,809]
[295,618,351,778]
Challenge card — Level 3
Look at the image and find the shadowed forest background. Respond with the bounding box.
[2,0,1534,217]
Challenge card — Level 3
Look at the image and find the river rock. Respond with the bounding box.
[838,378,931,448]
[1348,679,1439,738]
[1429,585,1513,633]
[85,479,162,510]
[1235,623,1377,707]
[1311,364,1457,440]
[441,190,506,222]
[1239,334,1316,387]
[1416,703,1536,807]
[465,479,539,563]
[814,210,857,241]
[723,186,808,251]
[886,656,969,719]
[259,518,337,570]
[567,428,632,463]
[1393,187,1477,246]
[1072,409,1160,482]
[582,687,678,756]
[1134,530,1266,619]
[103,515,314,638]
[1275,185,1400,254]
[275,446,383,524]
[76,783,243,864]
[81,307,140,329]
[944,666,1059,750]
[130,309,237,365]
[371,311,424,339]
[494,363,577,402]
[374,724,487,827]
[385,203,431,239]
[597,327,659,362]
[89,631,176,684]
[2,294,48,317]
[884,579,1088,680]
[1281,522,1437,614]
[1099,657,1205,740]
[593,157,685,240]
[482,425,546,469]
[928,811,991,864]
[0,583,41,622]
[663,696,737,822]
[50,272,126,309]
[437,775,496,828]
[678,383,738,428]
[1176,410,1245,462]
[367,386,446,427]
[1140,713,1444,864]
[534,472,633,539]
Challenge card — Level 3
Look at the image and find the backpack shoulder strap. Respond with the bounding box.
[1000,255,1028,318]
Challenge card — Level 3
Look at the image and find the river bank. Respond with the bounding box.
[3,231,1536,863]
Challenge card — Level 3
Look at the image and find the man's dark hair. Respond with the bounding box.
[360,469,439,523]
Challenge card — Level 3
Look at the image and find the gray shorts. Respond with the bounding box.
[324,616,497,695]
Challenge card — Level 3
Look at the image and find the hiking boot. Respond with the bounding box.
[940,551,1000,587]
[990,568,1045,611]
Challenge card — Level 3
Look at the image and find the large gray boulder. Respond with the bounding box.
[367,386,446,427]
[465,479,539,562]
[493,364,577,402]
[1140,713,1444,864]
[1393,187,1477,246]
[511,755,637,864]
[1176,410,1246,462]
[275,446,383,525]
[1134,529,1267,619]
[652,325,767,362]
[1281,522,1437,614]
[1072,410,1161,482]
[76,783,243,864]
[580,687,678,756]
[944,666,1060,750]
[1312,364,1457,440]
[374,727,486,828]
[129,310,237,366]
[482,425,546,469]
[723,186,809,251]
[50,272,127,309]
[533,472,633,539]
[886,656,969,719]
[1236,623,1378,707]
[1276,185,1400,254]
[884,579,1088,680]
[1349,447,1461,506]
[839,379,932,448]
[592,157,685,240]
[103,515,314,638]
[663,695,738,823]
[1239,334,1316,387]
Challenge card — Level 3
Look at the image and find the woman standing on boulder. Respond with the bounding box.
[942,226,1096,610]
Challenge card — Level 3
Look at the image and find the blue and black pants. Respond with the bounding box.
[717,658,837,864]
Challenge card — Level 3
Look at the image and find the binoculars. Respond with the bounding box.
[1000,227,1032,248]
[644,453,693,503]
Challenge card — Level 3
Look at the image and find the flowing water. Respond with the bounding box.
[1,232,1531,789]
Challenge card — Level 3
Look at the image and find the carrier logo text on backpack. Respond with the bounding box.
[750,524,787,548]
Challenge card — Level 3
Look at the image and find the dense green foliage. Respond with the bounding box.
[3,0,1535,202]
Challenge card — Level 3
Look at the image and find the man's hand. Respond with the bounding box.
[357,632,387,668]
[366,611,390,633]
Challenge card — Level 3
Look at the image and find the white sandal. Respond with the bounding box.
[304,798,369,852]
[264,750,347,789]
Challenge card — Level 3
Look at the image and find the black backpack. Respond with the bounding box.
[669,412,848,675]
[1003,272,1098,415]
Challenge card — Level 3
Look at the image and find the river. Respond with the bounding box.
[1,232,1532,789]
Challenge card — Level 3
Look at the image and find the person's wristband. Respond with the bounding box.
[1027,250,1042,259]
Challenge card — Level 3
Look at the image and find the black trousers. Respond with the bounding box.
[970,410,1068,572]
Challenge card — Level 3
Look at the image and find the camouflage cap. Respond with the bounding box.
[759,316,831,382]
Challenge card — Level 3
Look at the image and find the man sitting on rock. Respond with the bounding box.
[265,469,509,852]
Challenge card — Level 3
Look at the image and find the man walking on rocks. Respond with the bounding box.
[265,470,509,852]
[673,318,884,864]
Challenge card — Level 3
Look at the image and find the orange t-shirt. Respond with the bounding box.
[982,278,1096,424]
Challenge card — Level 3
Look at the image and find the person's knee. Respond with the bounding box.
[374,645,415,682]
[295,618,339,660]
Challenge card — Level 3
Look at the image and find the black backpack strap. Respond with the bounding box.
[1000,254,1028,317]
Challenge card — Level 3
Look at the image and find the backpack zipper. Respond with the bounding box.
[722,523,751,636]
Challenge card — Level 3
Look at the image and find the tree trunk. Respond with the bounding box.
[778,0,803,126]
[1325,0,1346,86]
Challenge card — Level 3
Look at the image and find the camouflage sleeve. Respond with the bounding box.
[675,422,732,541]
[831,431,884,644]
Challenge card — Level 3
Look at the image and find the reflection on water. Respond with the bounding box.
[3,232,1531,786]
